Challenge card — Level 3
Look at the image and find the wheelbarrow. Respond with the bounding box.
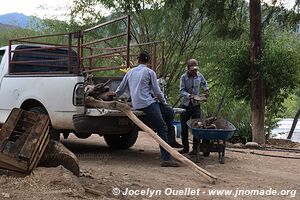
[187,118,236,164]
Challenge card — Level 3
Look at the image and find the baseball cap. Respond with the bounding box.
[187,59,199,70]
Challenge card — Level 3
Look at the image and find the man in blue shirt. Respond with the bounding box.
[115,51,179,167]
[178,58,209,155]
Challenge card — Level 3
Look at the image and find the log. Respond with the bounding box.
[287,108,300,140]
[84,187,102,196]
[85,80,111,99]
[85,97,217,184]
[38,140,80,176]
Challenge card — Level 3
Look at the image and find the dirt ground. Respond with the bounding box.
[0,133,299,200]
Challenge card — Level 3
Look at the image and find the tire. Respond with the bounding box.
[104,128,138,149]
[74,132,91,139]
[29,107,60,141]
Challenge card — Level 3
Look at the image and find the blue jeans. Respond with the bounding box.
[159,103,176,144]
[139,102,171,161]
[180,104,201,150]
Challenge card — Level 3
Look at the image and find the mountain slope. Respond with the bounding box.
[0,13,32,28]
[0,22,20,32]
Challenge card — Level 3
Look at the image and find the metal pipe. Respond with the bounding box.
[11,45,69,52]
[82,49,127,60]
[82,32,127,47]
[68,33,72,73]
[83,15,128,33]
[8,40,12,74]
[126,15,131,69]
[83,65,129,73]
[10,31,79,41]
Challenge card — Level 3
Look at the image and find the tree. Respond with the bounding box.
[250,0,265,144]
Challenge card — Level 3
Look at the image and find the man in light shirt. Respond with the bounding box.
[178,58,209,155]
[114,51,179,167]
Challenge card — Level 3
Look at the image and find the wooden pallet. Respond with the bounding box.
[0,108,50,176]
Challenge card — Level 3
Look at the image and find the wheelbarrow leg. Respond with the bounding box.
[196,138,201,163]
[219,140,225,164]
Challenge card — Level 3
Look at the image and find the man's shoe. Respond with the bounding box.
[160,160,180,167]
[188,149,197,155]
[169,142,183,148]
[178,148,189,154]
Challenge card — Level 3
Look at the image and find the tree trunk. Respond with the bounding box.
[250,0,265,144]
[287,108,300,139]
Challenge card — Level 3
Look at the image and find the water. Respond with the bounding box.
[271,118,300,142]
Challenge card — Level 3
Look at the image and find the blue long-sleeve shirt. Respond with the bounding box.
[180,72,209,106]
[115,64,167,110]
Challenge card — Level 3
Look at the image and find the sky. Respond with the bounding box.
[0,0,72,19]
[263,0,295,9]
[0,0,296,20]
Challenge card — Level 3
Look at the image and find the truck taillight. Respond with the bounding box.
[73,83,84,106]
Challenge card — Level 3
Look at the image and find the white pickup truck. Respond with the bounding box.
[0,43,142,149]
[0,16,166,149]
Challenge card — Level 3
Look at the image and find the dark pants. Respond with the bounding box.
[180,104,201,151]
[159,103,176,144]
[138,102,171,161]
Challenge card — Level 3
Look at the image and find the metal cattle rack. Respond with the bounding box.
[8,15,166,79]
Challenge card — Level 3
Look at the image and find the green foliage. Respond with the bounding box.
[208,30,300,138]
[262,2,300,31]
[283,93,300,117]
[262,30,300,99]
[0,28,39,47]
[262,30,300,134]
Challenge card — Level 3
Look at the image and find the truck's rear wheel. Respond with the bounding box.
[104,128,138,149]
[29,107,60,141]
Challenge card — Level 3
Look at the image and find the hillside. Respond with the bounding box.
[0,22,20,32]
[0,13,37,28]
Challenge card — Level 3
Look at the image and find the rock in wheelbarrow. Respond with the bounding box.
[38,140,79,176]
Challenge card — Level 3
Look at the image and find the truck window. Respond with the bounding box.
[0,50,4,66]
[10,45,78,74]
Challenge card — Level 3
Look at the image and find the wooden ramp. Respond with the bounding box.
[0,108,49,176]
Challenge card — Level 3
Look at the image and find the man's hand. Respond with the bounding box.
[108,91,117,97]
[189,94,195,99]
[204,90,209,98]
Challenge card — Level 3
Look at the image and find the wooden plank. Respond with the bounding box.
[0,160,26,172]
[0,153,27,172]
[5,129,29,155]
[84,187,102,196]
[18,115,49,161]
[28,135,49,171]
[28,126,49,164]
[21,110,40,122]
[0,108,23,131]
[85,97,218,183]
[0,108,23,149]
[0,167,27,177]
